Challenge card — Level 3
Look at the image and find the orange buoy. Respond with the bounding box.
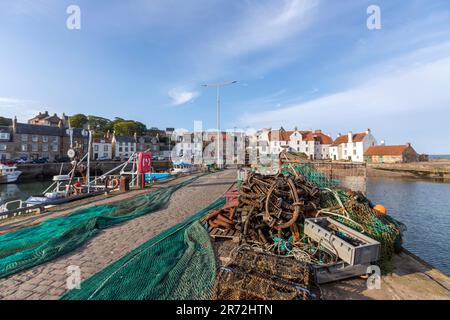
[373,204,387,215]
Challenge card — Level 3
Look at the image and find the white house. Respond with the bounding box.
[330,129,377,162]
[92,138,112,160]
[249,128,333,161]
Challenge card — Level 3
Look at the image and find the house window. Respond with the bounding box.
[52,144,58,152]
[42,136,48,143]
[32,135,39,142]
[53,136,59,143]
[94,145,99,151]
[104,145,109,151]
[32,143,38,152]
[21,144,28,152]
[119,147,123,152]
[125,147,129,152]
[103,153,108,158]
[21,134,28,142]
[42,144,49,152]
[0,133,9,140]
[353,150,356,155]
[0,144,6,151]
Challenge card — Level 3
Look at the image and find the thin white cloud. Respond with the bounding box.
[239,45,450,130]
[0,97,40,121]
[168,89,199,106]
[216,0,319,57]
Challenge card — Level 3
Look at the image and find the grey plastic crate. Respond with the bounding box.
[313,261,370,284]
[304,217,380,266]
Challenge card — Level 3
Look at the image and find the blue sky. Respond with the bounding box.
[0,0,449,153]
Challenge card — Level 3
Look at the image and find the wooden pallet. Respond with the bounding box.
[208,226,240,243]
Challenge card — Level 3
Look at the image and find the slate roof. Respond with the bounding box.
[15,123,64,136]
[115,136,136,143]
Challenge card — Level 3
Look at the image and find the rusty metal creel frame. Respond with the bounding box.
[264,176,300,230]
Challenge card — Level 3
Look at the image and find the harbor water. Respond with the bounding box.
[0,181,52,206]
[1,177,449,275]
[367,177,450,275]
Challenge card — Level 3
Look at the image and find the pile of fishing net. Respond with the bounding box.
[62,198,225,300]
[234,163,404,272]
[0,175,204,279]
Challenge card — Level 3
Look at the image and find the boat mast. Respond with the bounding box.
[87,126,92,193]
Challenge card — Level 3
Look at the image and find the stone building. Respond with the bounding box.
[28,111,68,127]
[137,135,160,156]
[0,126,13,161]
[0,117,89,161]
[364,144,419,163]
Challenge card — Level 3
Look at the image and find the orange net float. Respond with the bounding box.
[373,204,387,215]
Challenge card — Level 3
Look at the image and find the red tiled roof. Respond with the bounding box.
[332,132,367,146]
[268,130,294,141]
[303,132,333,145]
[364,145,410,156]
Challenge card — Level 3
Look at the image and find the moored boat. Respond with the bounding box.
[0,163,22,184]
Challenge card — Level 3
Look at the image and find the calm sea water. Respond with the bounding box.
[1,178,449,275]
[0,181,52,206]
[367,177,450,275]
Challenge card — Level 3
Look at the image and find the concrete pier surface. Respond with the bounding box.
[0,168,449,300]
[322,250,450,300]
[0,170,236,300]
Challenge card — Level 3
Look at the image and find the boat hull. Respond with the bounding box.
[0,171,22,184]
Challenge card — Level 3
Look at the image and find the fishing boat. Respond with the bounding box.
[0,163,22,184]
[171,162,198,174]
[25,174,72,206]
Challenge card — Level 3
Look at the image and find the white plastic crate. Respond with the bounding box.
[304,217,380,266]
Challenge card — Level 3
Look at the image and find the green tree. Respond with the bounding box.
[0,117,12,126]
[88,116,111,133]
[69,114,88,128]
[110,118,147,136]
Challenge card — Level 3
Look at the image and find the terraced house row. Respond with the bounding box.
[0,113,169,162]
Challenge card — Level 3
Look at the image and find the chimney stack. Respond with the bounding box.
[348,131,353,143]
[406,142,411,147]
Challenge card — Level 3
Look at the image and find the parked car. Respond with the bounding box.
[32,158,49,164]
[97,156,110,161]
[54,156,70,163]
[0,160,17,165]
[15,158,29,164]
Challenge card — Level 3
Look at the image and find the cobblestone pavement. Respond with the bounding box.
[0,170,236,300]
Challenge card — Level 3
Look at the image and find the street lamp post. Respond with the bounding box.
[202,80,237,168]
